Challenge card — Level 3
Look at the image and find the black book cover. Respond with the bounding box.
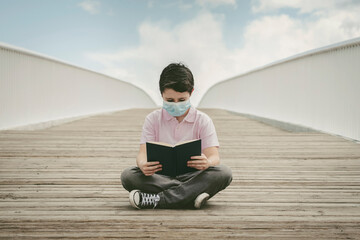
[146,139,201,177]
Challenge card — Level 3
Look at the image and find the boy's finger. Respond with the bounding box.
[145,164,162,170]
[154,168,162,173]
[147,161,160,165]
[188,159,206,164]
[188,161,198,165]
[145,167,162,175]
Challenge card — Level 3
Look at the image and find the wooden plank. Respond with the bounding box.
[1,108,360,239]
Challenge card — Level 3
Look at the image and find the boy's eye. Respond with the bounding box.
[166,99,185,102]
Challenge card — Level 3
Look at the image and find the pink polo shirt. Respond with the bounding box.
[140,106,219,151]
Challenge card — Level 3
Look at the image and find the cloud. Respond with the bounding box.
[87,11,228,105]
[196,0,237,8]
[147,0,193,10]
[251,0,358,13]
[87,2,360,106]
[78,0,101,15]
[230,2,360,73]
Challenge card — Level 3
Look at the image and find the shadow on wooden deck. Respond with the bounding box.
[1,108,360,239]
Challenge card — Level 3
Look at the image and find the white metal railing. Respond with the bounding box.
[0,43,157,130]
[198,37,360,142]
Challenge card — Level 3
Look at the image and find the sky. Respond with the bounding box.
[1,0,360,106]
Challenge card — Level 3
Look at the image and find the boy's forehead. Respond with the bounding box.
[162,88,190,98]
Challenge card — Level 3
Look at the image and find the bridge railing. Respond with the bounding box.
[198,38,360,142]
[0,43,156,130]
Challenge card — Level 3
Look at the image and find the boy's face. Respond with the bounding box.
[162,88,191,103]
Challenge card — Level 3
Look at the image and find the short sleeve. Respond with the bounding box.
[140,114,156,144]
[200,116,220,150]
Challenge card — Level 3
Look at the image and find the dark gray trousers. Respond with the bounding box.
[121,165,232,208]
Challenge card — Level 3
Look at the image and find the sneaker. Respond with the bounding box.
[129,190,160,209]
[194,193,210,209]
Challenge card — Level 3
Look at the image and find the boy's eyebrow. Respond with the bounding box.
[166,97,185,100]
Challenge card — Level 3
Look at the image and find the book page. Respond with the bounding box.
[174,139,200,147]
[147,139,200,148]
[147,141,173,147]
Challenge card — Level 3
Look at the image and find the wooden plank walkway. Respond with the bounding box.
[1,108,360,239]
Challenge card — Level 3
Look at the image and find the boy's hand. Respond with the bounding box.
[138,161,162,176]
[188,153,210,170]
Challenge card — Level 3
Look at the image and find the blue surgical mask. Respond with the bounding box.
[163,99,191,117]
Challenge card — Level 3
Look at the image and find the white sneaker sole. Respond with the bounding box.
[129,190,141,209]
[194,193,210,209]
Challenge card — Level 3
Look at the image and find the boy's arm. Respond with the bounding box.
[136,144,147,167]
[136,144,162,176]
[203,146,220,166]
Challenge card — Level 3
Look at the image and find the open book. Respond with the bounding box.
[146,139,202,177]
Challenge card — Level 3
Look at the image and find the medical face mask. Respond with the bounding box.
[163,99,191,117]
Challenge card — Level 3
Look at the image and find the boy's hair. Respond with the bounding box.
[159,63,194,95]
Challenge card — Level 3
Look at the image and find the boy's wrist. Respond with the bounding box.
[136,160,145,168]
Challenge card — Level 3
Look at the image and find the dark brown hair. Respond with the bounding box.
[159,63,194,95]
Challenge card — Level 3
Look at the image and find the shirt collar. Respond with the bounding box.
[162,106,196,123]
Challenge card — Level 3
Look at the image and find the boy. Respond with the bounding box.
[121,63,232,209]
